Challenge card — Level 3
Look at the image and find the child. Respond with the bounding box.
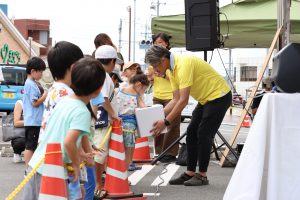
[40,41,91,199]
[92,45,122,198]
[114,74,150,170]
[39,41,84,142]
[23,58,106,200]
[23,57,47,165]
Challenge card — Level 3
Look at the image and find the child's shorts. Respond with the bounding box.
[122,122,136,148]
[93,126,111,164]
[25,126,41,151]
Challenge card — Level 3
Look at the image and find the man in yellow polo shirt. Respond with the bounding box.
[145,46,232,186]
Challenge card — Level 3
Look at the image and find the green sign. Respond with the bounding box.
[0,43,21,64]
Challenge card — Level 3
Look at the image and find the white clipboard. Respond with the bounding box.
[135,104,166,137]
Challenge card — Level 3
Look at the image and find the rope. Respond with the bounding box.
[5,124,114,200]
[5,151,62,200]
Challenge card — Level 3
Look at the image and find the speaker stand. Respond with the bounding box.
[151,130,239,165]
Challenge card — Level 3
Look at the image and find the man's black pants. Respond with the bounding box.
[186,91,232,172]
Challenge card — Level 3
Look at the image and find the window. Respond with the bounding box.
[240,66,257,81]
[39,31,48,45]
[0,67,26,86]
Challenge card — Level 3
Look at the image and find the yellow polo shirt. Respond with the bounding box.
[167,55,230,105]
[148,66,173,100]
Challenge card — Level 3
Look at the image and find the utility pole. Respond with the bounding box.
[277,0,291,50]
[133,0,136,62]
[150,0,166,16]
[127,6,131,61]
[118,19,122,53]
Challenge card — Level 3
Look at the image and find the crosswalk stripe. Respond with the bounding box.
[151,163,180,186]
[128,165,155,185]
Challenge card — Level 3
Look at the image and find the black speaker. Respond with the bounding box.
[185,0,220,51]
[272,43,300,93]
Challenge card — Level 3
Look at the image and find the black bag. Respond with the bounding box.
[95,91,115,129]
[176,143,188,166]
[2,112,25,142]
[95,106,109,129]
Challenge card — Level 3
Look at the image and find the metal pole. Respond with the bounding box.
[278,0,291,50]
[28,37,32,58]
[229,48,232,80]
[133,0,136,62]
[157,0,160,16]
[128,6,131,61]
[118,19,122,53]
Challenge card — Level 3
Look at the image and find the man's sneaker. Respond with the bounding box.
[183,173,209,186]
[13,154,22,163]
[169,173,193,185]
[159,155,177,163]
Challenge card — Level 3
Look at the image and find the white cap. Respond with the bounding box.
[95,45,124,65]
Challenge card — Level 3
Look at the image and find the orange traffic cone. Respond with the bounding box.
[39,143,67,200]
[104,120,147,199]
[242,114,251,128]
[133,137,152,163]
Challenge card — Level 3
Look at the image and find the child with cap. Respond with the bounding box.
[92,45,123,199]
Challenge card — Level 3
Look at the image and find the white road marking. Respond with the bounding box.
[128,165,155,185]
[151,163,180,186]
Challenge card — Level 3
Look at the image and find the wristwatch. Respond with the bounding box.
[164,118,171,126]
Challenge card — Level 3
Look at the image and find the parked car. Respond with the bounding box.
[232,93,243,106]
[181,96,198,122]
[0,65,26,113]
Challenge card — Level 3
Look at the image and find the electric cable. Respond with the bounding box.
[216,48,238,94]
[153,163,169,200]
[219,12,229,45]
[208,50,214,64]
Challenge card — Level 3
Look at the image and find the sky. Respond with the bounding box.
[1,0,267,75]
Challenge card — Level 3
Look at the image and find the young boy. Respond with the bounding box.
[23,58,106,200]
[39,41,84,142]
[92,45,123,198]
[23,57,47,165]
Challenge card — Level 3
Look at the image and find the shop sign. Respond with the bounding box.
[0,43,21,64]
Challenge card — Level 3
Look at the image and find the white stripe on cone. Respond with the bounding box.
[106,167,128,180]
[110,133,123,143]
[39,193,67,200]
[108,149,125,160]
[135,141,149,149]
[42,164,65,179]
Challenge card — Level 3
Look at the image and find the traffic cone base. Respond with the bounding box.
[133,137,152,163]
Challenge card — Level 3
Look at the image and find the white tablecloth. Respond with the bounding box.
[224,93,300,200]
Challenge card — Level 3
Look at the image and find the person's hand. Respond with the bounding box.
[92,144,105,153]
[111,114,122,122]
[71,164,80,183]
[150,119,166,137]
[81,152,95,166]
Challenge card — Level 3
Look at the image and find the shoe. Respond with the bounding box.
[159,155,177,163]
[13,154,22,163]
[184,173,209,186]
[169,172,193,185]
[128,163,142,171]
